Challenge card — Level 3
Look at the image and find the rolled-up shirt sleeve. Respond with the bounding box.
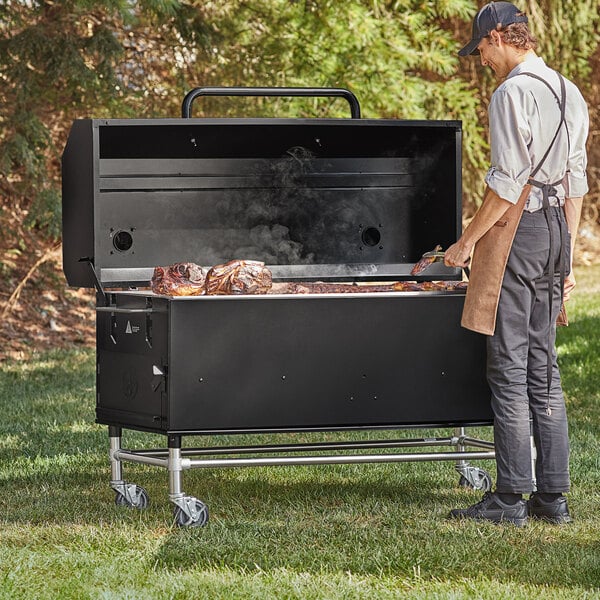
[484,89,532,204]
[565,93,589,198]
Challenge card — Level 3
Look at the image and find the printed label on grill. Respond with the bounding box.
[125,320,140,334]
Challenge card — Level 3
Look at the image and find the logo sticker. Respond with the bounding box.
[122,371,138,399]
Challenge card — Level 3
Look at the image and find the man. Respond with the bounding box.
[445,1,589,526]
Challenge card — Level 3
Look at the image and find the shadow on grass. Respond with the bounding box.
[0,457,462,523]
[151,476,600,589]
[2,450,599,591]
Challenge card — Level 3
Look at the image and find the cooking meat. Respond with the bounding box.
[410,244,443,276]
[269,280,467,294]
[205,259,272,295]
[419,280,447,291]
[151,259,465,296]
[151,262,207,296]
[270,282,399,294]
[151,259,272,296]
[392,281,427,291]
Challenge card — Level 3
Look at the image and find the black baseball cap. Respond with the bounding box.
[459,2,529,56]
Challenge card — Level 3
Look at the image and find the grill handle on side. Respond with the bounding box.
[181,87,361,119]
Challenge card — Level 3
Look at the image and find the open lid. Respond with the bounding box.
[62,90,462,288]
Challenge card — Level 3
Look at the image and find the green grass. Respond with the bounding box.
[1,266,599,599]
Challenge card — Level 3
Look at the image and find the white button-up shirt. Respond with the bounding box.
[485,55,589,212]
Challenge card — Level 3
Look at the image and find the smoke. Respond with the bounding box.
[236,223,314,265]
[189,146,382,269]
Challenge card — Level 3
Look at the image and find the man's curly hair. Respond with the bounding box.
[497,22,538,51]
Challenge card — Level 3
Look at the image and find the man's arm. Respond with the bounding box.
[563,196,584,301]
[444,186,513,268]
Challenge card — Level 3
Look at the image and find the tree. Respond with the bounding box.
[0,0,192,240]
[0,0,598,251]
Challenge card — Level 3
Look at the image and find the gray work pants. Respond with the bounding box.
[487,207,570,494]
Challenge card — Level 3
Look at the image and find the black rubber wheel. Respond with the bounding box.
[114,485,150,509]
[173,500,209,528]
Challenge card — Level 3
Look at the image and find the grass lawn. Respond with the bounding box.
[1,266,599,599]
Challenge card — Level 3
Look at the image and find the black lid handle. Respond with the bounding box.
[181,86,361,119]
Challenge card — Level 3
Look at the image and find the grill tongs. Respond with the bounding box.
[411,245,470,278]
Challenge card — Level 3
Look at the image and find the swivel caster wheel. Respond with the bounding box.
[457,468,492,492]
[173,497,209,528]
[113,483,150,509]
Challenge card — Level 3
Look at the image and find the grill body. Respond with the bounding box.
[97,291,490,435]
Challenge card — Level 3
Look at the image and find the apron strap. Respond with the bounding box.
[519,72,568,180]
[517,71,568,416]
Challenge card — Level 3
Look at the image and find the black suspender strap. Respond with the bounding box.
[515,71,569,416]
[520,72,568,180]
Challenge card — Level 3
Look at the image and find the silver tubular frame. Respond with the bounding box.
[108,427,495,518]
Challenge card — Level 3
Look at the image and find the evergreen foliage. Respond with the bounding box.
[0,1,598,243]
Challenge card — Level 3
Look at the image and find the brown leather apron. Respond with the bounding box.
[460,184,530,336]
[461,70,569,337]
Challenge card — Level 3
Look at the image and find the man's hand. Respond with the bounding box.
[444,239,472,268]
[563,196,583,303]
[563,271,576,302]
[443,186,513,270]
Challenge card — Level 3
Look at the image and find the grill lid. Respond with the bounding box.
[62,89,462,288]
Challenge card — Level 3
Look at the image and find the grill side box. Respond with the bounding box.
[95,292,491,434]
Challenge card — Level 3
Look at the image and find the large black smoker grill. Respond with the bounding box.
[62,88,494,527]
